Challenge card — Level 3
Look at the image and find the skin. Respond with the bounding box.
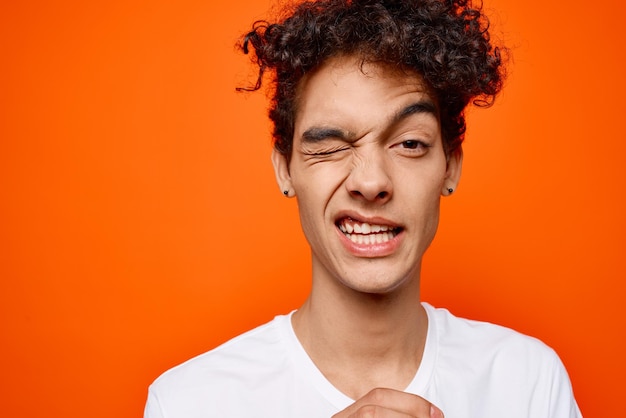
[333,388,444,418]
[272,55,461,417]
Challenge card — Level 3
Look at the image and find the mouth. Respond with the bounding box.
[336,217,402,245]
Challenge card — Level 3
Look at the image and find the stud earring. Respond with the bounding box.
[283,190,289,197]
[447,188,454,194]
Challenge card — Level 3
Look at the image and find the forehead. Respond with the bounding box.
[294,55,438,133]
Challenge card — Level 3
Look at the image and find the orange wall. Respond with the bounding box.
[1,1,624,416]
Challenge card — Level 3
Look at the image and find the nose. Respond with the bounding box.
[345,150,393,203]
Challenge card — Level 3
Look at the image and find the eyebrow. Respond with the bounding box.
[392,100,438,124]
[300,99,438,143]
[301,127,354,143]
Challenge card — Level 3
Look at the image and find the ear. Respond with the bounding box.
[271,148,294,197]
[443,146,463,196]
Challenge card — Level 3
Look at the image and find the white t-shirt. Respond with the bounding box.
[144,303,582,418]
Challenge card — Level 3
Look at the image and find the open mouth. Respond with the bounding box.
[336,217,402,245]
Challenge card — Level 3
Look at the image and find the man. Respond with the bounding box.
[144,0,582,416]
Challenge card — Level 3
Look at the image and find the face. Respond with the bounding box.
[273,55,462,295]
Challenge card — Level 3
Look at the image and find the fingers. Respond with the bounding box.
[332,388,443,418]
[430,404,444,418]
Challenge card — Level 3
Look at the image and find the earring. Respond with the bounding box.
[447,188,454,194]
[283,190,289,197]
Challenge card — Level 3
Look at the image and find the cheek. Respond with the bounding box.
[409,191,441,254]
[412,190,441,226]
[292,184,328,234]
[401,165,445,228]
[401,162,446,199]
[294,192,332,256]
[292,162,349,201]
[292,168,347,240]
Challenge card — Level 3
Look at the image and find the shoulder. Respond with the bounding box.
[149,313,292,396]
[425,303,555,358]
[422,303,581,416]
[423,303,570,386]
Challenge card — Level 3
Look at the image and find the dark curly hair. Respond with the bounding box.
[238,0,506,160]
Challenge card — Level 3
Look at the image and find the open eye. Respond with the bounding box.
[401,140,421,149]
[392,138,432,158]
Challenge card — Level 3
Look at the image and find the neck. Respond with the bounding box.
[292,267,427,399]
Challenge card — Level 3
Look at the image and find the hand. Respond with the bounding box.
[332,388,444,418]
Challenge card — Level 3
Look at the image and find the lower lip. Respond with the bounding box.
[336,226,403,257]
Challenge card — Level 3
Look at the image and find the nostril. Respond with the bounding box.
[349,189,390,200]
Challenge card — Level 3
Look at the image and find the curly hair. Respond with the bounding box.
[238,0,506,159]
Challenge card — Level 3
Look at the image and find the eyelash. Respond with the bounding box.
[309,147,348,156]
[304,140,430,158]
[399,140,431,150]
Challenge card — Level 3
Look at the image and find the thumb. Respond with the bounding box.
[430,404,444,418]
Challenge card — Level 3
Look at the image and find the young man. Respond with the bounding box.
[145,1,582,416]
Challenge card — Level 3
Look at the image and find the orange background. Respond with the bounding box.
[1,0,624,416]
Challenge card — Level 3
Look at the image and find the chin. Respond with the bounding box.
[339,270,416,296]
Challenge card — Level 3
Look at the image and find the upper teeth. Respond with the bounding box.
[339,220,392,235]
[338,219,397,245]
